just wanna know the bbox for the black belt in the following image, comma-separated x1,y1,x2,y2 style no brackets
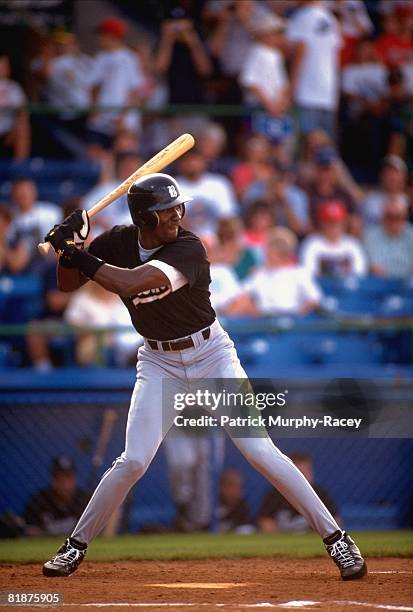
147,328,211,352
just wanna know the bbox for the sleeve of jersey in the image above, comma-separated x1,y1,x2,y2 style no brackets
154,239,205,288
147,260,188,292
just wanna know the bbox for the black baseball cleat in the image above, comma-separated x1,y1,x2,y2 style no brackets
43,538,87,577
323,530,367,581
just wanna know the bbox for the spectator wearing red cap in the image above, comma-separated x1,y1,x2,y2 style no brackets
87,17,145,148
98,17,128,39
300,200,367,277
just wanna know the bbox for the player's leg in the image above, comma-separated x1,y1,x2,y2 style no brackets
235,436,339,537
43,351,180,576
230,435,366,580
200,323,366,580
70,379,172,544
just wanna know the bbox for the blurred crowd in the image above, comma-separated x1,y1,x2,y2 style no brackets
0,0,413,369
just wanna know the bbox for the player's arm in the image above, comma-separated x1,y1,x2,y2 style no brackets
46,216,185,296
93,262,170,297
56,248,170,296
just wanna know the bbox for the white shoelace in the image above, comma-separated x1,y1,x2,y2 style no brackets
327,539,355,568
52,547,82,567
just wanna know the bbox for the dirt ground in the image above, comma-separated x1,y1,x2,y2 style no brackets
0,558,412,611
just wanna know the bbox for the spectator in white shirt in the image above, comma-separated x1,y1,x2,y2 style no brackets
46,33,94,119
205,0,272,103
229,227,322,317
40,33,95,158
240,13,288,110
7,178,61,273
0,54,30,160
88,18,144,148
177,148,239,231
362,155,410,226
301,200,367,277
239,14,291,145
287,0,342,141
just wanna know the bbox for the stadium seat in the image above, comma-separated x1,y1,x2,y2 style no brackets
301,333,383,365
0,276,42,323
319,276,411,316
0,159,100,205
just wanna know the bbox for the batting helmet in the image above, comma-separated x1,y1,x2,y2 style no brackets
127,173,192,229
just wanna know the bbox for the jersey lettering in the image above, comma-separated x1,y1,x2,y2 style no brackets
131,285,171,305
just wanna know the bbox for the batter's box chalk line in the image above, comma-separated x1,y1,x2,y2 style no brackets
58,602,413,611
369,571,412,574
145,582,250,588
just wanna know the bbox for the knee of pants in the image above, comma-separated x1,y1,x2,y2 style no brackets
119,453,151,480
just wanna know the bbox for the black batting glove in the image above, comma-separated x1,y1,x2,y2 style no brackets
45,220,104,278
44,224,76,255
44,225,79,268
63,209,90,246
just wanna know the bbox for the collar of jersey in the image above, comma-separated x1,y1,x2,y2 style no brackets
138,239,163,263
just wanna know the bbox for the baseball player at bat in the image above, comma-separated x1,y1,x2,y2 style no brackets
42,173,366,581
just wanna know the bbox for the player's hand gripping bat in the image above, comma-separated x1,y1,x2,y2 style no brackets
37,133,195,255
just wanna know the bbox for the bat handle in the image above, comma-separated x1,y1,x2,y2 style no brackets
37,241,51,255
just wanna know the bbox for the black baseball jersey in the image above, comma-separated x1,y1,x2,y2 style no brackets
88,225,216,340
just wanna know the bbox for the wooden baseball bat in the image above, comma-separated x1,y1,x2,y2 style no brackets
37,133,195,255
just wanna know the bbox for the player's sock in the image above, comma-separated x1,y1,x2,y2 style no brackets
69,536,87,550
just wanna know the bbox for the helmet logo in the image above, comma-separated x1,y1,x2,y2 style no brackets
167,185,178,198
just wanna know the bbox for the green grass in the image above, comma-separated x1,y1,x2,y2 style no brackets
0,531,412,564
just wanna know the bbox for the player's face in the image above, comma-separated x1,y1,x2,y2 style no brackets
155,204,184,242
